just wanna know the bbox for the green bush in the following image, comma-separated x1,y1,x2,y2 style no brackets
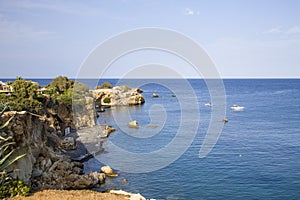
0,78,42,113
95,82,112,89
103,97,111,104
0,173,30,198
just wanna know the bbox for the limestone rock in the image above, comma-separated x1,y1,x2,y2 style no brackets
128,120,139,128
93,86,145,106
73,96,97,128
110,190,146,200
152,93,159,98
99,125,116,138
100,165,118,177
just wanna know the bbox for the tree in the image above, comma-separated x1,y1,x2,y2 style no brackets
49,76,74,94
6,78,42,112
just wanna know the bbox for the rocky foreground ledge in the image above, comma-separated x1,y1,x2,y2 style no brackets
10,189,146,200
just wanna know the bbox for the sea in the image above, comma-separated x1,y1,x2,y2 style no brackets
2,78,300,200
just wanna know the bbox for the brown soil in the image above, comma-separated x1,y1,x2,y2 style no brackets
9,190,128,200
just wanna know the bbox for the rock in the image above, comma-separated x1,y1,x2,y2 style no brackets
106,126,115,136
32,168,43,178
110,190,146,200
99,125,116,138
73,174,94,189
98,173,106,184
128,120,139,128
100,165,113,174
73,167,83,175
73,96,97,128
100,165,118,177
60,137,77,150
56,161,69,171
65,174,78,182
88,172,106,185
92,86,145,106
152,93,159,98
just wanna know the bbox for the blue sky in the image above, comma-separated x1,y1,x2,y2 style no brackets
0,0,299,78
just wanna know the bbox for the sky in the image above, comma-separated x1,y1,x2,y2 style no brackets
0,0,300,78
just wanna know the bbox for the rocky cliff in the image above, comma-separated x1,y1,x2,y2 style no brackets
0,100,101,190
0,84,145,191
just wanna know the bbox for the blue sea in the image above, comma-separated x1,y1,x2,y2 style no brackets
3,78,300,199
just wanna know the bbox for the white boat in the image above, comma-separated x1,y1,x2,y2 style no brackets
204,103,212,107
231,105,244,111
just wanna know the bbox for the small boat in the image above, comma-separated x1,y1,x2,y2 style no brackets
231,105,244,111
204,103,212,107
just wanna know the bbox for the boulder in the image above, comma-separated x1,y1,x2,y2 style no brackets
100,125,116,137
88,172,106,184
60,137,77,150
152,93,159,98
100,165,118,177
73,174,94,189
128,120,139,128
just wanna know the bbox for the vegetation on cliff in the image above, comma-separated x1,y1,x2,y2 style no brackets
0,78,42,113
0,76,90,112
94,82,112,89
0,76,94,198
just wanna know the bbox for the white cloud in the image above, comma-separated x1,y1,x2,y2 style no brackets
263,26,300,35
184,8,194,15
0,17,53,45
263,27,282,34
286,26,300,34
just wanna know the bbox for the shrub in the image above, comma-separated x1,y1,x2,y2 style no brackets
103,97,111,104
95,82,112,89
49,76,74,94
0,173,30,198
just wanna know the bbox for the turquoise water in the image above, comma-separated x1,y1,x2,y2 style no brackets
4,78,299,199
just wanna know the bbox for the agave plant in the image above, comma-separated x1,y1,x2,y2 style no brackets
0,102,30,198
0,108,26,172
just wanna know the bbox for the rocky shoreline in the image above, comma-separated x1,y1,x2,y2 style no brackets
0,82,146,199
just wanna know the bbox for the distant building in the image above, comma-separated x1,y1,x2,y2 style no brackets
37,87,48,94
0,81,13,94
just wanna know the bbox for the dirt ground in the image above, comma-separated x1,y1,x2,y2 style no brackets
9,190,129,200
